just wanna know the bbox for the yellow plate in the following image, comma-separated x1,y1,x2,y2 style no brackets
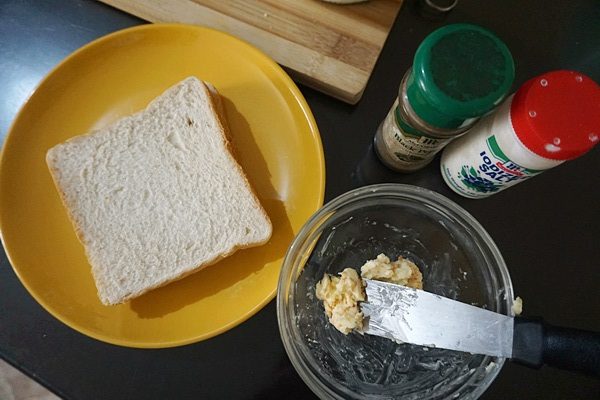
0,24,325,348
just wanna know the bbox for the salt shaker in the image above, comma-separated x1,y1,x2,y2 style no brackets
440,70,600,198
374,23,514,172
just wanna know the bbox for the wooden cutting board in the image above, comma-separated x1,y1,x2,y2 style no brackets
98,0,404,104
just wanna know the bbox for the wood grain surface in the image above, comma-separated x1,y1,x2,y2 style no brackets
98,0,404,103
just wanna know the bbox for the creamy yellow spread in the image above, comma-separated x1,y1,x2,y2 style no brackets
512,296,523,316
315,268,365,334
360,253,423,289
315,253,423,334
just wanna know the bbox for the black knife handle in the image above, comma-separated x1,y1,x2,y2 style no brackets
512,316,600,377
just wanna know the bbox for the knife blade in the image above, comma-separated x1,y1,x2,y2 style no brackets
361,279,514,358
361,279,600,376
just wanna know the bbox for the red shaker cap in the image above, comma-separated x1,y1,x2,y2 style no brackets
510,70,600,160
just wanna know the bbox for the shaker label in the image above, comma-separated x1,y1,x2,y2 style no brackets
381,100,451,165
442,135,540,196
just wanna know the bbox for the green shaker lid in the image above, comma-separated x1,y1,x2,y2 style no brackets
406,23,515,129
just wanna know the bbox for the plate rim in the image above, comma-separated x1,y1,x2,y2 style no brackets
0,23,325,348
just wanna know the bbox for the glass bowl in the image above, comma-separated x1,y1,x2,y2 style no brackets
277,184,514,400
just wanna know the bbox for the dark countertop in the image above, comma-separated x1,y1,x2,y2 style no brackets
1,0,599,399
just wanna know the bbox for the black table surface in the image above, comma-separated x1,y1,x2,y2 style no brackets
1,1,599,399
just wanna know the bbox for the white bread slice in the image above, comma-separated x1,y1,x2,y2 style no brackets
46,77,272,305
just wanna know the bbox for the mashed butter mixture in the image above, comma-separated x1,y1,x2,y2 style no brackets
360,253,423,289
315,268,365,334
512,296,523,316
315,253,423,334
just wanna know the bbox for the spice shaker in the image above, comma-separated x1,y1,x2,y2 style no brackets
374,23,515,172
440,70,600,198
